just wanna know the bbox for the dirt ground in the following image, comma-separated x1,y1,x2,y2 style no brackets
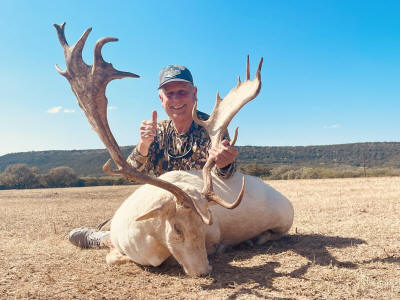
1,177,399,299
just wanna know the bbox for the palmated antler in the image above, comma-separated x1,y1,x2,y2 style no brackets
193,56,263,208
54,23,212,225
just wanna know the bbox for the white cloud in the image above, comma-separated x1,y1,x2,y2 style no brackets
47,106,63,114
47,106,76,114
323,124,341,129
108,106,118,111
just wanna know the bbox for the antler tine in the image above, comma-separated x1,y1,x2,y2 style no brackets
201,162,245,209
53,23,68,48
230,127,239,146
93,37,140,80
192,100,207,128
246,55,250,81
111,69,141,80
53,23,75,80
94,37,118,66
216,91,222,102
103,159,122,175
256,57,263,80
72,27,92,59
207,177,245,209
55,64,69,79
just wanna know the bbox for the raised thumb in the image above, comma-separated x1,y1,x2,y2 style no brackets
152,110,157,124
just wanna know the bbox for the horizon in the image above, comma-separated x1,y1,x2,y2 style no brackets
1,140,399,158
1,1,399,156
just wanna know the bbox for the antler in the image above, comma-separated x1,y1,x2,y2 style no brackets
54,23,212,225
193,56,263,208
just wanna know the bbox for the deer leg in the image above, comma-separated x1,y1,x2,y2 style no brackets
207,242,231,256
255,230,284,245
106,248,131,265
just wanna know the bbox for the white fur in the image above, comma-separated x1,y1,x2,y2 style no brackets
108,170,293,276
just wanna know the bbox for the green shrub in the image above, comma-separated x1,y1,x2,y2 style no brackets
0,164,40,189
44,166,79,188
239,163,271,177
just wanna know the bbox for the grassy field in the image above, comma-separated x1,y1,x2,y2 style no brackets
1,177,399,299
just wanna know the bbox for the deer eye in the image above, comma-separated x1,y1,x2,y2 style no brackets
174,224,183,236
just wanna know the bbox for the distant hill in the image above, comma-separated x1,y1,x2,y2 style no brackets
0,147,133,176
238,142,400,168
1,142,400,177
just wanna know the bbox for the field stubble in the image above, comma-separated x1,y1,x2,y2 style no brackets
1,177,399,299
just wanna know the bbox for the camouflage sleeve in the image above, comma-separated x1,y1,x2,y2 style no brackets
126,123,166,177
126,146,149,172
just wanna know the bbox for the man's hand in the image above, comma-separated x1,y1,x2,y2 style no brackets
208,139,238,169
137,110,157,156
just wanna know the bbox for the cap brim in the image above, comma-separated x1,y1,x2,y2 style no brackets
158,78,193,89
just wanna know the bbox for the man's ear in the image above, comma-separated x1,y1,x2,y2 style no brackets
158,89,164,102
193,86,198,100
136,200,176,221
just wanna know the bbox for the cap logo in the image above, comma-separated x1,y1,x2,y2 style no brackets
164,67,181,78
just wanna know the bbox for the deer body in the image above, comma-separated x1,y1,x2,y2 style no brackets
108,170,293,275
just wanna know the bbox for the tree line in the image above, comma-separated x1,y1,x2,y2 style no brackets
239,163,400,179
1,162,400,190
0,164,131,190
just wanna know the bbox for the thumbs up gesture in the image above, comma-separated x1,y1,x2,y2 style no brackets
137,110,157,156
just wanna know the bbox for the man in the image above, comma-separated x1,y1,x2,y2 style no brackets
69,64,238,248
127,64,237,178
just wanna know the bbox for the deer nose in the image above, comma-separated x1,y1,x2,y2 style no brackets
200,265,212,277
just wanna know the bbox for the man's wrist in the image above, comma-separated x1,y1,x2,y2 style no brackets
215,161,236,179
137,140,150,156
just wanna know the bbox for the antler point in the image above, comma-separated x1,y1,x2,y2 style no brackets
246,55,250,80
216,91,222,101
256,57,264,78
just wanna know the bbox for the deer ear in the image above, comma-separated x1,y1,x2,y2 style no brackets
136,201,176,221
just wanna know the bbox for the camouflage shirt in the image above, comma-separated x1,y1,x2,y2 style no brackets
127,111,236,179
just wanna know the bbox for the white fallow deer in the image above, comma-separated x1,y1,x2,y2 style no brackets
54,23,294,276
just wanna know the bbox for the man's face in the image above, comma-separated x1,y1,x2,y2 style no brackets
159,81,197,124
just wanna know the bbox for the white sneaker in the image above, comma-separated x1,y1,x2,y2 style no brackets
68,227,110,249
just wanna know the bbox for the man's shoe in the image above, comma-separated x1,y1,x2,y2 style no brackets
68,227,110,249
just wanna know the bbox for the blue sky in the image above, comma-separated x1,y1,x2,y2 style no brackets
0,1,399,156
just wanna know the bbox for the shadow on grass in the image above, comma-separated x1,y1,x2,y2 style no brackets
360,255,400,265
200,233,366,299
142,233,368,298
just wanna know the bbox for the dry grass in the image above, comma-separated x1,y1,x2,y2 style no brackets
1,177,399,299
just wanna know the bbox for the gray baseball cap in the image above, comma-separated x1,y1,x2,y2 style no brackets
158,65,193,89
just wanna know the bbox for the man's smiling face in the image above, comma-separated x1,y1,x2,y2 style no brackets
159,81,197,127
